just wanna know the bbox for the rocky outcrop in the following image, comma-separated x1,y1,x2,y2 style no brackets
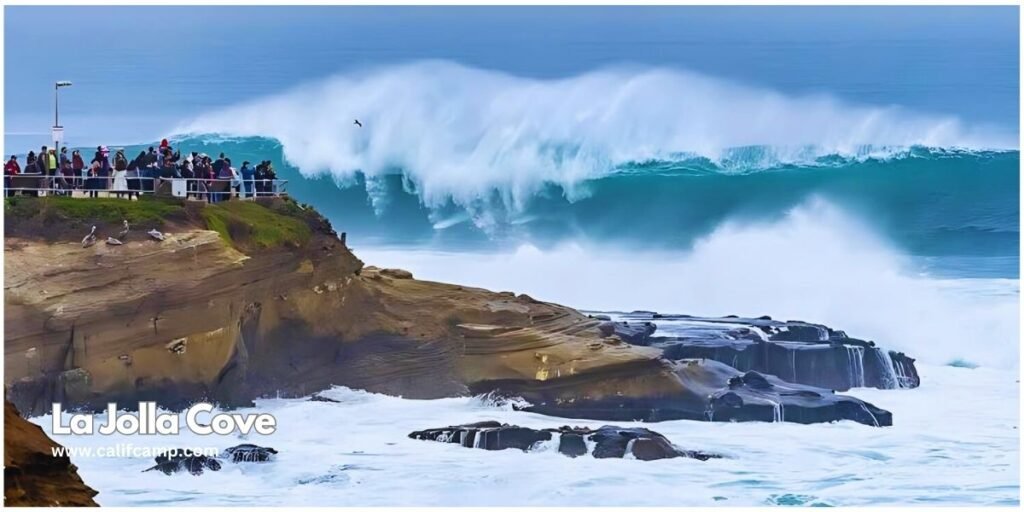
481,358,892,426
707,368,891,425
143,444,277,475
4,196,894,427
4,398,99,506
409,421,719,461
615,312,920,391
222,444,278,463
144,450,223,476
596,319,658,345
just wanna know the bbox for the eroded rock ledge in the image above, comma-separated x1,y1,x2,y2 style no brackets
599,312,920,391
480,359,892,426
6,196,899,429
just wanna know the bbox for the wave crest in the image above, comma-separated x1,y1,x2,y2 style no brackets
176,61,1015,209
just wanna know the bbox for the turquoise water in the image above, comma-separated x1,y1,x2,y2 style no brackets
88,135,1020,280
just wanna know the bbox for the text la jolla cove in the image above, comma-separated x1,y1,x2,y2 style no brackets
52,402,277,436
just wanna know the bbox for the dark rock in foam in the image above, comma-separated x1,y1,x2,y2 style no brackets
618,312,920,391
480,358,893,427
409,422,720,461
143,444,278,475
144,450,223,476
222,444,278,463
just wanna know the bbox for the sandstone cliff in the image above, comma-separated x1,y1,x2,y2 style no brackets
4,397,98,506
5,196,666,414
4,196,890,427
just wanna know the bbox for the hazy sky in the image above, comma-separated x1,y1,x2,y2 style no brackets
5,6,1019,147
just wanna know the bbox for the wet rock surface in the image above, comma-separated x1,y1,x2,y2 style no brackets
222,443,279,463
308,393,342,403
596,319,658,345
618,312,920,391
144,450,223,476
143,444,278,475
409,421,720,461
709,368,891,426
483,358,893,426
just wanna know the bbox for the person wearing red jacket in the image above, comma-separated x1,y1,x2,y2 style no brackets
5,155,20,175
4,155,20,197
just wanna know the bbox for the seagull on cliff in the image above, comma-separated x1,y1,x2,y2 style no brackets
117,219,129,241
353,119,362,128
147,229,165,242
81,226,97,248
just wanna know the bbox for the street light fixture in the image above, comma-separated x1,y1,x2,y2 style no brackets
54,81,72,156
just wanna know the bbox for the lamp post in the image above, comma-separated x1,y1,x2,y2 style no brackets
54,81,72,153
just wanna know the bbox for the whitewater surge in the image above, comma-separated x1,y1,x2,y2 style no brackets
359,198,1019,370
176,61,1015,211
36,364,1018,506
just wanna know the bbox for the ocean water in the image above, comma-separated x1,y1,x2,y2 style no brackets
35,363,1019,507
6,5,1020,507
121,134,1020,280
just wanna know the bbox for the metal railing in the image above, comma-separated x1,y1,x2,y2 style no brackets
3,174,288,201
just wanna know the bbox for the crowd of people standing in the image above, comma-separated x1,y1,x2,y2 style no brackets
4,138,280,201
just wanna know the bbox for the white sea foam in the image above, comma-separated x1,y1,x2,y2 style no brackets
358,198,1019,369
35,364,1017,506
176,61,1016,210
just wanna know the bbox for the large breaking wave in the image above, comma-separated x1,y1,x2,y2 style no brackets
146,134,1019,277
164,62,1018,368
176,61,1016,210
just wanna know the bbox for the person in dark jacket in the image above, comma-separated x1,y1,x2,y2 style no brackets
239,161,255,198
159,149,176,178
72,150,85,188
39,146,49,174
212,153,225,176
59,147,73,185
85,160,102,198
35,155,47,175
36,147,49,175
213,157,234,202
200,153,217,201
59,147,70,174
127,150,146,198
264,161,277,195
21,152,38,196
91,146,111,193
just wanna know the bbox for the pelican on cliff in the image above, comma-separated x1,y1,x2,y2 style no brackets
81,226,97,248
